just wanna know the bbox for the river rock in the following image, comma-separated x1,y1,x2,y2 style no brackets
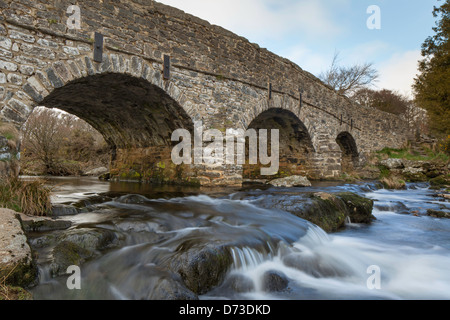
50,241,94,277
272,192,375,233
427,209,450,219
430,176,450,187
57,228,121,252
375,201,409,214
219,274,255,293
51,204,80,216
283,253,349,278
381,158,404,170
336,192,375,224
0,209,37,287
402,167,428,182
21,216,72,233
167,244,233,295
83,167,108,176
268,175,312,188
149,278,199,300
261,270,289,292
437,193,450,200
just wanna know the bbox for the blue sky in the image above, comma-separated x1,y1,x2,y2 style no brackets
158,0,438,97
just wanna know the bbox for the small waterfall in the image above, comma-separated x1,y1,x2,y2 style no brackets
230,244,275,270
345,216,352,225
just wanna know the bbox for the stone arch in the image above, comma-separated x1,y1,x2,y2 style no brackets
243,107,316,180
336,131,359,172
2,53,198,184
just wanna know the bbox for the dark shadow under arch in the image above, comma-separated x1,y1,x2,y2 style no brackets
243,108,315,180
40,73,193,150
336,132,359,172
34,73,195,183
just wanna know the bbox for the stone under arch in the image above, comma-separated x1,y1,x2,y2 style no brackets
243,108,316,180
336,131,359,173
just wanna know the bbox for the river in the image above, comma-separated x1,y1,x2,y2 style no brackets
27,177,450,300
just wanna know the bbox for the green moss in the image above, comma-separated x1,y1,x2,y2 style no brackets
0,258,37,288
157,161,166,169
0,286,33,300
378,165,391,179
430,175,450,186
376,147,450,162
51,241,92,277
47,19,58,25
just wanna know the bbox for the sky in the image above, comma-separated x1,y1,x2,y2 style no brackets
158,0,439,98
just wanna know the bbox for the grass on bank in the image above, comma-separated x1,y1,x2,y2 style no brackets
0,176,52,216
0,265,32,300
375,147,450,162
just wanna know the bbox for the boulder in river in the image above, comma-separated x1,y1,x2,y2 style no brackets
50,241,94,277
427,209,450,219
271,192,376,233
381,158,404,170
261,270,289,292
167,243,233,295
83,167,108,177
150,277,199,300
21,216,72,233
268,175,312,188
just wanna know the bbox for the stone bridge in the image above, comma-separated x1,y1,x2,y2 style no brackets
0,0,409,186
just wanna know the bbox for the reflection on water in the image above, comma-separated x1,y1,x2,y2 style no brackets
25,176,450,300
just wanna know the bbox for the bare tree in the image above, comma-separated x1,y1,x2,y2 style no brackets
21,107,109,175
21,108,67,174
319,52,379,96
352,88,409,115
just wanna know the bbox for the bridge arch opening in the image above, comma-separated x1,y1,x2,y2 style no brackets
21,73,195,184
243,108,315,181
336,132,359,173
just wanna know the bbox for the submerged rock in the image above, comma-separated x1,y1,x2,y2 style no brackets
50,241,93,277
283,252,349,278
261,270,289,292
51,204,80,216
222,274,255,293
427,209,450,219
167,243,233,295
150,278,199,300
268,175,312,188
57,228,121,252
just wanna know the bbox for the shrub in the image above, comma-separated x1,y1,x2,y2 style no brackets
380,176,406,190
0,177,52,216
439,135,450,155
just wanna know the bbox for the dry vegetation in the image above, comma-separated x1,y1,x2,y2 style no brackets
20,107,110,176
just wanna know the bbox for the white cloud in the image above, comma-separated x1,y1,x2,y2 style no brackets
376,50,422,98
280,44,332,76
158,0,345,44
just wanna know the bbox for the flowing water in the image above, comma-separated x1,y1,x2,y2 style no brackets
27,177,450,300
